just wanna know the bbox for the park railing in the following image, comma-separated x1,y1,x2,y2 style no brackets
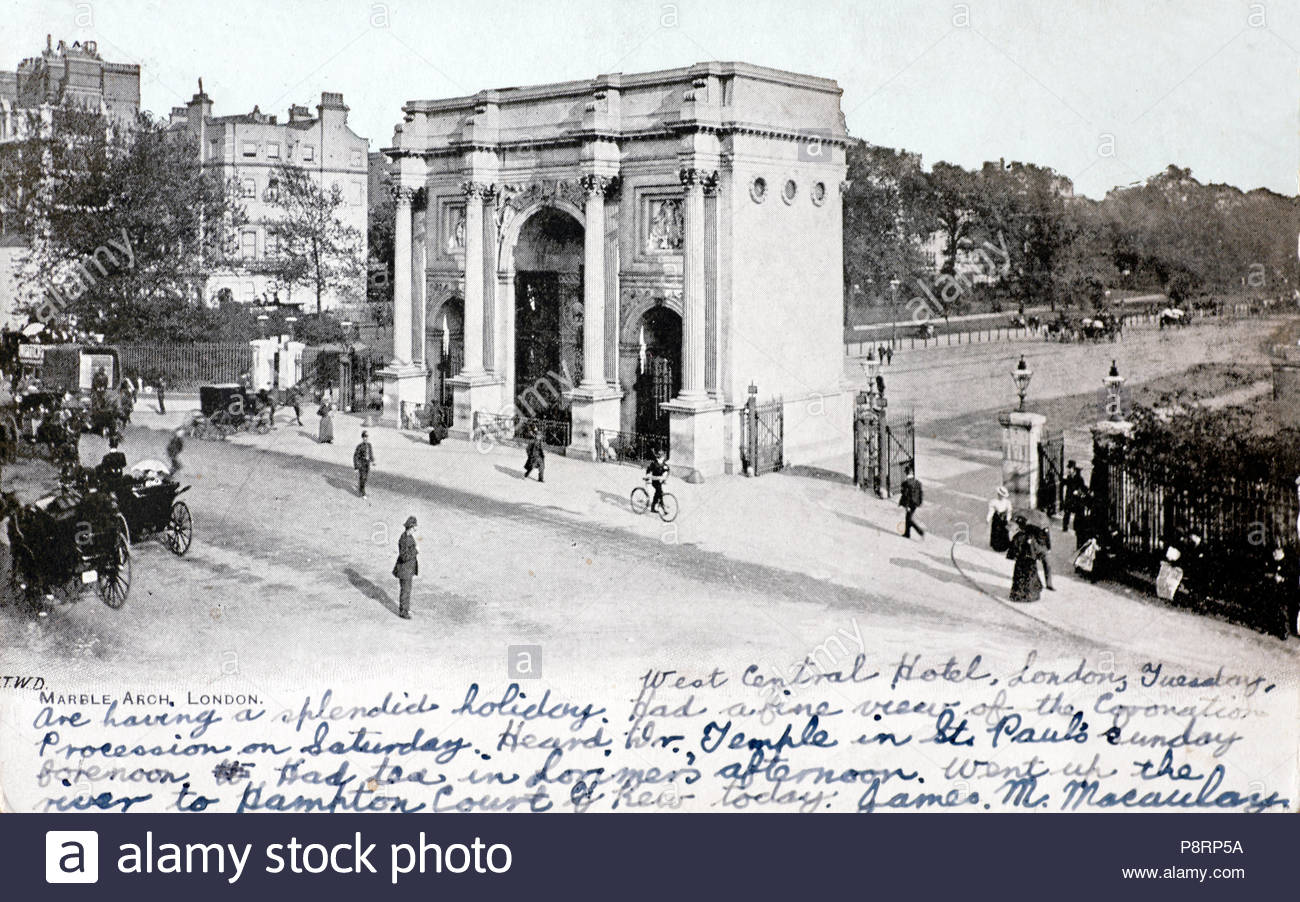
117,343,253,389
596,428,669,465
473,411,572,451
1092,448,1298,633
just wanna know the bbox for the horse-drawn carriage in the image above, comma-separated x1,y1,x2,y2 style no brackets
191,384,272,440
4,458,193,610
0,390,83,463
1158,307,1188,329
4,473,131,609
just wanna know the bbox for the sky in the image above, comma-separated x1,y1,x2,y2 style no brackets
2,0,1297,198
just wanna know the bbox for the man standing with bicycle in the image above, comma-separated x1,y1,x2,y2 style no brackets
646,449,670,514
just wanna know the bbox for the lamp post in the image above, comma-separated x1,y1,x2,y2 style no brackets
1012,355,1033,412
889,277,901,349
1103,359,1125,422
256,313,268,340
284,316,297,342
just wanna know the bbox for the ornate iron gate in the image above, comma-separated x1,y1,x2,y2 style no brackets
741,385,783,476
854,391,883,495
884,412,915,496
1038,429,1065,513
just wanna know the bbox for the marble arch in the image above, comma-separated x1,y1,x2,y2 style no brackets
383,61,850,479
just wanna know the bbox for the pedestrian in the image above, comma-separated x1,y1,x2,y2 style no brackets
392,515,419,620
289,386,303,425
1008,515,1050,602
317,400,334,444
353,430,374,497
156,375,167,414
987,485,1012,553
118,379,135,424
257,387,275,426
898,462,924,539
884,345,893,366
1040,468,1057,518
1061,461,1087,532
166,426,185,477
523,428,545,482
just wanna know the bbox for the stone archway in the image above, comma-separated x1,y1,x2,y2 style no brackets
509,205,584,422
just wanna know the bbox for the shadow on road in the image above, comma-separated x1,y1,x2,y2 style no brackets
834,510,896,537
322,473,359,497
781,465,854,486
343,566,398,615
494,464,527,481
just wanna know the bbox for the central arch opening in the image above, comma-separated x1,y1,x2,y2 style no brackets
512,207,584,423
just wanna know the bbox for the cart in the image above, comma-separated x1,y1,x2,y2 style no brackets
5,476,131,609
193,383,271,440
91,458,193,556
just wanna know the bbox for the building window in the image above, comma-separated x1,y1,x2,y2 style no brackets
351,149,363,168
240,230,258,259
243,281,257,302
301,145,315,162
267,142,280,159
242,141,258,158
350,182,362,206
241,178,256,198
208,139,222,161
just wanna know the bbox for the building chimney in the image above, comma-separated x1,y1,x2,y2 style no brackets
288,104,311,123
317,91,348,124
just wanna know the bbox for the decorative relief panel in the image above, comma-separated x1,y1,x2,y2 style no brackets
643,196,683,254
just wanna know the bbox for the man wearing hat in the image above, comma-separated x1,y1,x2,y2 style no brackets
353,430,375,497
393,516,419,620
1061,460,1087,532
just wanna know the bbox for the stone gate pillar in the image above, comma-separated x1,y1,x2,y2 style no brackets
999,410,1046,510
661,167,724,482
568,173,623,459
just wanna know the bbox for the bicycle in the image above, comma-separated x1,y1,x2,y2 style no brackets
630,477,678,522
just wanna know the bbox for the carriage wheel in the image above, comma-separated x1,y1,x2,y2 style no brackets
164,501,192,556
96,533,131,609
116,513,131,546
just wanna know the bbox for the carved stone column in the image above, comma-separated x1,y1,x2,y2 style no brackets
379,184,428,427
391,186,415,366
579,174,617,388
460,180,492,376
676,167,712,402
448,180,505,438
660,167,724,482
567,173,624,460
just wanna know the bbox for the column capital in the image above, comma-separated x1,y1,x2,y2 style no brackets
579,173,621,198
389,184,419,206
461,180,497,201
679,167,718,192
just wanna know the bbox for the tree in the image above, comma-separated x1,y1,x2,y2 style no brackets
4,108,241,341
366,179,395,326
841,141,930,322
926,162,979,278
266,164,365,314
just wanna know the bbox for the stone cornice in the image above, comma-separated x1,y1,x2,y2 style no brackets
394,120,850,161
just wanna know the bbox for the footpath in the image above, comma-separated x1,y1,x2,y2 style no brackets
103,397,1296,673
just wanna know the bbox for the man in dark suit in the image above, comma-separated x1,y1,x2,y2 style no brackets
394,516,418,620
523,429,545,483
353,430,375,497
1061,460,1087,532
899,462,925,540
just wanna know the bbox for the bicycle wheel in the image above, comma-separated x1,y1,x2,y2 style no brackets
629,486,650,515
658,493,679,523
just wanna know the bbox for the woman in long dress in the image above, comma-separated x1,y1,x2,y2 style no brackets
1008,516,1046,602
987,486,1012,553
317,401,334,444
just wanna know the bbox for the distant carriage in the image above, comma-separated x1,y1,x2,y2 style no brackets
192,383,271,440
1158,307,1188,329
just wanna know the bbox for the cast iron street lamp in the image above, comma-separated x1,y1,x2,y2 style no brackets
284,316,297,341
1012,355,1033,411
1103,359,1125,422
257,313,269,339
